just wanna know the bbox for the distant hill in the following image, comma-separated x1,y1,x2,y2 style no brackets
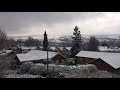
8,34,120,43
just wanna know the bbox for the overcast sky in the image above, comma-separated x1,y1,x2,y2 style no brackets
0,12,120,37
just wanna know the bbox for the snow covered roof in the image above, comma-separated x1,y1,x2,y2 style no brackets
76,51,120,69
57,47,72,51
16,50,59,62
65,47,72,50
20,46,37,50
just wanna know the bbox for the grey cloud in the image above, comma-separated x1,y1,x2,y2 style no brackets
0,12,104,36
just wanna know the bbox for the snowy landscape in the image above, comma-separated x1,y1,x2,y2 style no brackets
1,12,120,78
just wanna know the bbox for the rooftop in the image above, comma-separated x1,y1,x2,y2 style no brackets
76,51,120,69
16,50,59,62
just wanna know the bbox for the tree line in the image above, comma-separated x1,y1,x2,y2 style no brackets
1,26,120,52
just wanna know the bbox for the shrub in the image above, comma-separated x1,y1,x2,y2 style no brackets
29,64,97,75
45,71,65,78
87,64,97,73
28,64,46,75
0,55,11,77
67,58,75,65
42,59,53,65
29,64,65,78
17,62,34,74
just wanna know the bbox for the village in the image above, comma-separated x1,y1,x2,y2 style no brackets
0,25,120,78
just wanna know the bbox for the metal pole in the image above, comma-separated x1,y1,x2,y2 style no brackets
47,48,49,74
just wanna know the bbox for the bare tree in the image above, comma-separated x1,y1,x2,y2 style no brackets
24,37,41,46
0,29,7,50
0,55,10,77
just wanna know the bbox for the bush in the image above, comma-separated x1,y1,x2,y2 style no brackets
42,59,53,65
0,55,11,76
45,71,65,78
87,64,97,73
17,62,34,74
67,58,75,65
28,64,46,75
29,64,65,78
29,64,98,77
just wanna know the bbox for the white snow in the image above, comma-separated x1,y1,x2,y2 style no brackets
65,47,72,50
16,50,59,62
76,51,120,69
20,46,37,50
0,50,12,55
50,47,56,50
99,46,120,52
49,47,71,51
57,47,72,51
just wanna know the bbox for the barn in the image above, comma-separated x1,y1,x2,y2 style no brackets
76,51,120,75
15,50,67,65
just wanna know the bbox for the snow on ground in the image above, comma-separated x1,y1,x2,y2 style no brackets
60,70,114,78
57,47,71,51
99,46,120,52
4,64,120,78
20,46,37,50
49,46,71,51
65,47,71,50
3,74,43,78
0,50,12,56
50,47,56,51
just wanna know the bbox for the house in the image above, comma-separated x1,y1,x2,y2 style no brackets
76,51,120,75
20,46,37,53
15,50,67,65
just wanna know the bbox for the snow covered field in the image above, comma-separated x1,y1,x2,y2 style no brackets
99,46,120,52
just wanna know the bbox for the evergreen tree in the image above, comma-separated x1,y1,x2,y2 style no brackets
70,26,83,57
102,42,108,47
102,41,109,48
87,36,99,51
43,31,49,74
43,31,48,51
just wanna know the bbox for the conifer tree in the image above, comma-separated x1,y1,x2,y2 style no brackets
87,36,99,51
43,31,49,74
43,31,48,51
70,26,83,57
